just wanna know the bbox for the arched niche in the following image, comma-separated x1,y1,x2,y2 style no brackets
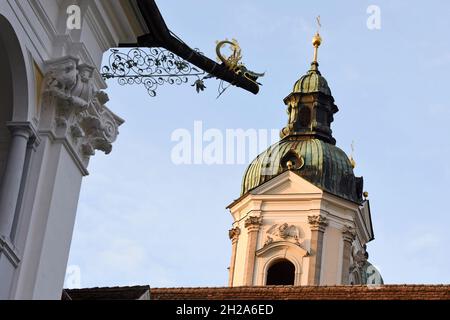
256,241,309,286
0,14,30,182
266,259,295,285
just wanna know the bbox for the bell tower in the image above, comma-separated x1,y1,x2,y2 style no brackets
227,27,383,287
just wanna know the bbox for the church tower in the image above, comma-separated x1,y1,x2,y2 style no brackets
227,30,382,286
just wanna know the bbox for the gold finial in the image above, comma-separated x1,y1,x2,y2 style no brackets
286,160,294,170
349,140,356,168
363,191,369,200
312,16,322,63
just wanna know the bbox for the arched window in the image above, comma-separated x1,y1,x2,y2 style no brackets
299,106,311,128
266,259,295,285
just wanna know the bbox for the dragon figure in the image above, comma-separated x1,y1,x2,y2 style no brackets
215,39,264,85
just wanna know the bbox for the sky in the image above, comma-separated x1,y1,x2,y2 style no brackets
66,0,450,288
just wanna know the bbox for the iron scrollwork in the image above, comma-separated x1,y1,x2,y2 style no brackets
101,47,205,97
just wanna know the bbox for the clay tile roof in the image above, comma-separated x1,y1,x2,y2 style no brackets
62,285,450,300
150,285,450,300
63,285,150,300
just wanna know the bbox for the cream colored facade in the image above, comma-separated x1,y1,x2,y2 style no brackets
228,170,374,286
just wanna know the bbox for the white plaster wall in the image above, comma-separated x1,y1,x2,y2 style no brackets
320,225,342,285
30,143,82,299
229,171,364,286
232,219,249,286
0,0,145,300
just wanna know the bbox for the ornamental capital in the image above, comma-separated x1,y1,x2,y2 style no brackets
307,215,328,232
342,225,356,243
40,56,124,172
244,216,262,231
228,227,241,242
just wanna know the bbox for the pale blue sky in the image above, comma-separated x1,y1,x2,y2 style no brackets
67,0,450,287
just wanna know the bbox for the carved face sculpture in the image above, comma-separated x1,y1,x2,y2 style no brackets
79,66,93,83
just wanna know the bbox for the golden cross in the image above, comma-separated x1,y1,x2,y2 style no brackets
312,16,322,63
316,16,321,32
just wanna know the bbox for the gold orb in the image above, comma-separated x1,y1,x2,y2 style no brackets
312,33,322,47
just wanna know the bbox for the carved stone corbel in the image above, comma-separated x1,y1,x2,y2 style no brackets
40,56,124,171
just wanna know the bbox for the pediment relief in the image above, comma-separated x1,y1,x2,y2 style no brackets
263,223,305,249
256,240,309,257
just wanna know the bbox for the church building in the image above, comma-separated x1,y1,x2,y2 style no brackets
227,31,382,287
62,21,450,303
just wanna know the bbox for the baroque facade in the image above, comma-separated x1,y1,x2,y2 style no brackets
0,0,265,300
0,0,147,299
227,32,383,287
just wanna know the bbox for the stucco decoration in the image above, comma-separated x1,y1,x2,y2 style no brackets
244,216,263,228
228,227,241,241
42,56,124,168
307,215,328,231
342,225,356,242
264,223,303,247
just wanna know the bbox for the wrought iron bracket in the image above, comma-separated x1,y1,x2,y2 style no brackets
101,47,206,97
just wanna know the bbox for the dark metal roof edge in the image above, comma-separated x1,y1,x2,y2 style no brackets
131,0,259,94
364,200,375,241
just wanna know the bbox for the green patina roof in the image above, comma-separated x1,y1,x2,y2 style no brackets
241,137,363,203
240,59,363,203
292,62,331,96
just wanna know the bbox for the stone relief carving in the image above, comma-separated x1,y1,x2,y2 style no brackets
348,244,383,285
342,225,356,242
264,223,303,247
307,215,328,231
42,57,124,167
351,244,368,270
244,216,262,228
228,227,241,241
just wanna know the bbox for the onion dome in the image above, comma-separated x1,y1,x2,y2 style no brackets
240,31,364,203
241,137,363,203
292,62,331,96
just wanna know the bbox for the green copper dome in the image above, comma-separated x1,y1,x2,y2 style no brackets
240,45,364,203
292,62,331,96
241,137,363,203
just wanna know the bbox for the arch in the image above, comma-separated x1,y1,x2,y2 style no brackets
0,14,30,122
266,259,295,285
256,241,308,286
298,106,311,128
0,14,30,183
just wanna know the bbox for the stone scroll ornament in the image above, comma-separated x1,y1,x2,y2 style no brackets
42,57,124,167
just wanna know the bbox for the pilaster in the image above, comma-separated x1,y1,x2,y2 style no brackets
228,226,240,287
307,214,328,285
341,225,356,284
13,56,123,299
243,216,262,286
